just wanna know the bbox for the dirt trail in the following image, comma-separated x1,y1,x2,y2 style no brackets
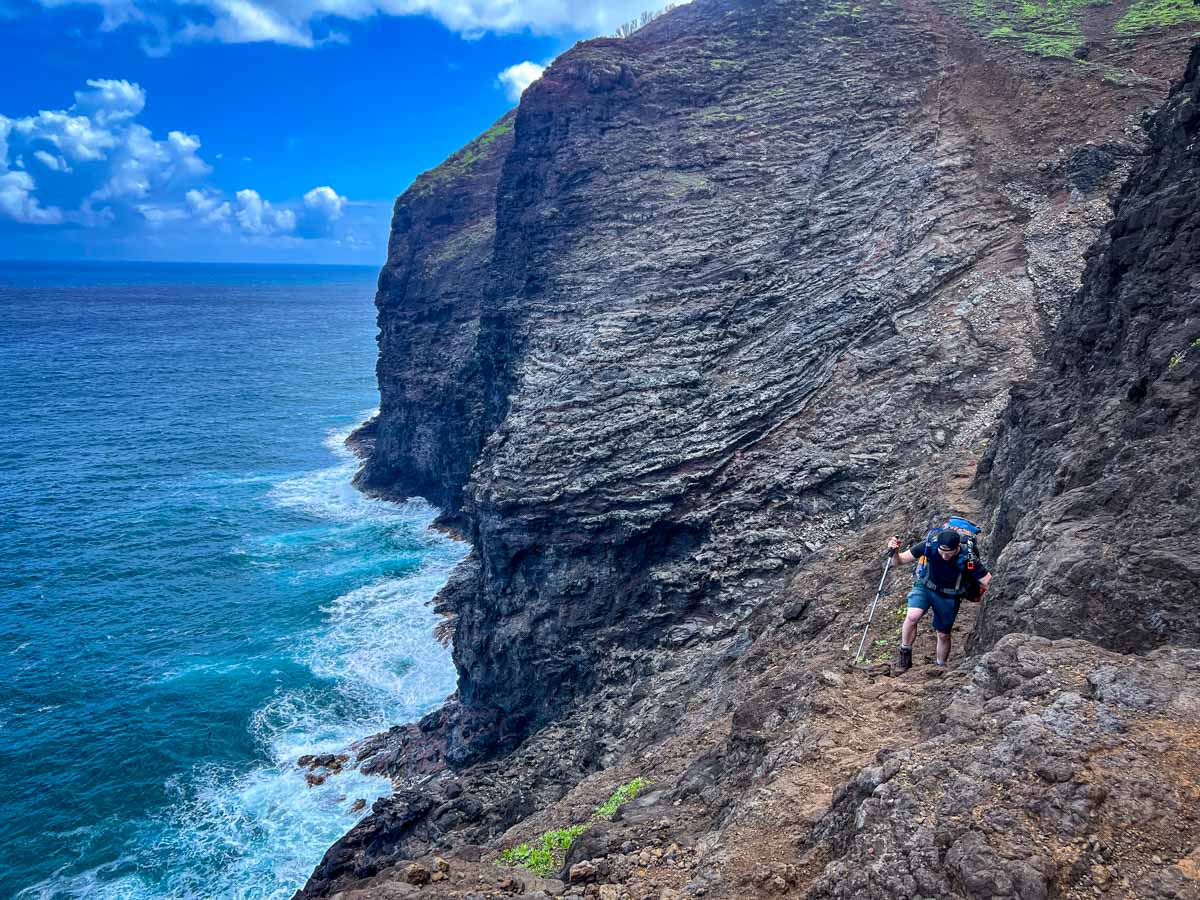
699,465,988,895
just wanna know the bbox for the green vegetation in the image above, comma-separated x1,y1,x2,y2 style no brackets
819,0,866,20
596,777,650,819
856,636,893,665
958,0,1109,57
498,825,588,876
947,0,1200,57
1115,0,1200,33
1168,338,1200,371
411,118,514,197
497,778,651,877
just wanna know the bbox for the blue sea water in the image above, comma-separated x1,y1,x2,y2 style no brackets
0,262,466,898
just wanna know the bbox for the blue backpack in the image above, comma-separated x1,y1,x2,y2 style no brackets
915,516,985,602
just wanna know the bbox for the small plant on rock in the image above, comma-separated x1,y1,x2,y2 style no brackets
497,777,652,876
1168,338,1200,371
498,825,588,876
596,777,650,820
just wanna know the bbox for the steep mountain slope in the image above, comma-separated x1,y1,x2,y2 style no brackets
975,45,1200,653
300,1,1200,897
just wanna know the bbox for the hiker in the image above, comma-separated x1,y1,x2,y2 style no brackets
886,528,992,670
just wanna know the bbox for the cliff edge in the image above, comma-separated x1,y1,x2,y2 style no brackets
301,1,1200,897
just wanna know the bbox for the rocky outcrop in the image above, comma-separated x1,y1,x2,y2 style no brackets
354,0,1179,770
352,112,515,520
300,2,1200,898
975,45,1200,653
805,636,1200,900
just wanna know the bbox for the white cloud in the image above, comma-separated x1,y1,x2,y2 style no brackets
234,188,296,235
32,150,72,172
186,187,232,228
179,0,315,46
88,124,211,202
0,79,356,248
497,61,545,102
136,201,189,224
0,114,63,224
72,78,146,124
13,110,116,163
33,0,690,50
295,184,346,237
0,170,63,224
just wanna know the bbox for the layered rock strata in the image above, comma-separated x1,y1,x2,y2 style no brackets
300,2,1200,898
354,0,1176,766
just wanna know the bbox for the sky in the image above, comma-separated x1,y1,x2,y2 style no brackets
0,0,681,264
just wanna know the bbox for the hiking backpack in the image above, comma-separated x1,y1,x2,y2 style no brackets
915,515,986,602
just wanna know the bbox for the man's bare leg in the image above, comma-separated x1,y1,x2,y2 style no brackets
935,630,951,665
901,608,923,649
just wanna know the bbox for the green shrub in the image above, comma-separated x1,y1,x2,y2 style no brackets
497,777,652,876
497,825,588,877
596,777,650,820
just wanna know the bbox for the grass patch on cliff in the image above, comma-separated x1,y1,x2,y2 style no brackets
947,0,1112,57
411,117,514,198
497,778,652,877
596,777,650,819
949,0,1200,54
1115,0,1200,32
498,825,588,876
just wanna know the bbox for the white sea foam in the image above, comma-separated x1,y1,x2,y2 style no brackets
268,424,430,526
319,583,455,702
23,419,467,900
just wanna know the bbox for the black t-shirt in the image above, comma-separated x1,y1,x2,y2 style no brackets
909,541,989,591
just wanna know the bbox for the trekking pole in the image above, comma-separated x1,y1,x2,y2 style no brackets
854,548,895,663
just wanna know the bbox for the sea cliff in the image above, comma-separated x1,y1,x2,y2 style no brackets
300,1,1200,896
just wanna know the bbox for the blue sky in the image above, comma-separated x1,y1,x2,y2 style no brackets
0,0,673,263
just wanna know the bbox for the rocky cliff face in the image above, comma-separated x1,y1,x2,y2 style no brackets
352,112,515,519
974,45,1200,654
301,2,1200,898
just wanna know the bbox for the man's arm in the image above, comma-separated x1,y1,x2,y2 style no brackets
887,535,916,564
977,572,993,588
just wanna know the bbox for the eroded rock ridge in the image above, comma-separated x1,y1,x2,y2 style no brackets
304,2,1200,897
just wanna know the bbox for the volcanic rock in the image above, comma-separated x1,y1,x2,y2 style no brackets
297,2,1200,899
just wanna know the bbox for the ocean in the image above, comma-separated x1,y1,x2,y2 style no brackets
0,262,465,898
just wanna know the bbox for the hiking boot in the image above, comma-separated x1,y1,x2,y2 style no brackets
897,646,912,671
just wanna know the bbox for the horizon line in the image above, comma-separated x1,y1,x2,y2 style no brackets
0,258,382,268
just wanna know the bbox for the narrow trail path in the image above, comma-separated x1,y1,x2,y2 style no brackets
711,465,990,894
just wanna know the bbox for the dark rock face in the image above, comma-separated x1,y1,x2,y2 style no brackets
804,636,1200,900
298,3,1200,899
353,112,516,518
975,46,1200,654
356,0,1173,768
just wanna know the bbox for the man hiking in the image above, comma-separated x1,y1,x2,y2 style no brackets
886,528,992,670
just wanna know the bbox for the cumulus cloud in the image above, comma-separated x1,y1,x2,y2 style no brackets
186,187,232,228
34,0,688,50
295,185,346,237
73,78,147,124
0,79,356,248
0,170,63,224
497,61,545,102
233,188,296,235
